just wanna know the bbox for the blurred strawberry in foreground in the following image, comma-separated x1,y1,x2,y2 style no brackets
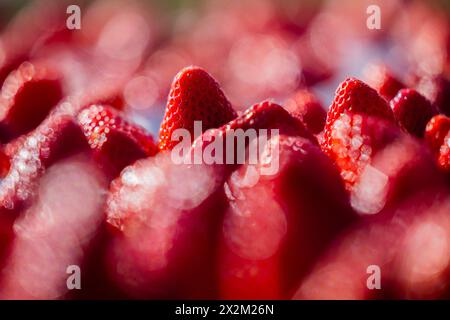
294,187,450,299
158,66,237,151
77,105,157,178
105,154,228,299
0,110,86,218
217,134,354,299
0,62,63,142
390,89,437,137
425,115,450,171
284,89,326,134
0,153,108,299
365,64,405,101
322,78,394,156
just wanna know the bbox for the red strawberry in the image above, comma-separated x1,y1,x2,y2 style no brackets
365,64,405,101
158,66,237,151
415,75,450,116
77,105,157,177
324,108,443,215
425,115,450,171
0,62,63,142
322,78,394,155
104,153,228,299
188,100,316,170
0,153,109,299
390,89,438,137
0,112,87,218
217,134,354,299
284,89,326,134
295,186,450,300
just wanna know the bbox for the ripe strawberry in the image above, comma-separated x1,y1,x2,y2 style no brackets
295,187,450,300
188,100,316,170
425,115,450,171
323,110,441,215
365,64,405,101
284,89,326,134
390,89,438,137
322,78,394,155
217,134,354,299
0,62,63,142
415,75,450,116
105,154,228,299
77,105,157,177
0,153,109,299
0,112,87,218
158,66,237,151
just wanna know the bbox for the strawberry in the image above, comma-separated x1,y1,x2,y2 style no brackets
217,134,354,299
323,109,441,215
284,89,326,134
390,89,438,137
0,62,63,142
0,153,109,299
0,112,87,218
425,115,450,171
415,75,450,116
104,154,228,299
77,105,157,177
322,78,394,155
295,186,450,300
365,64,405,101
188,100,316,170
158,66,237,151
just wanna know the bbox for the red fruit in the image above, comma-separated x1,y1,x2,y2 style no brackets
105,154,228,299
158,66,237,151
323,110,441,215
390,89,438,137
77,105,157,177
217,134,353,299
225,100,315,138
0,112,87,218
416,75,450,116
322,78,394,155
0,62,63,142
425,115,450,171
284,89,326,134
295,188,450,300
365,64,405,101
189,100,316,169
0,153,109,299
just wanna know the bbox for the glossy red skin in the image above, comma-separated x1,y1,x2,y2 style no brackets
0,62,63,142
217,135,354,299
159,66,237,151
390,89,438,138
322,78,394,156
77,105,157,178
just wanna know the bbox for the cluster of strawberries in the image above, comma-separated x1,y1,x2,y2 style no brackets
0,0,450,300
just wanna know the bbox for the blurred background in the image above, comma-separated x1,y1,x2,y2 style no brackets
1,0,450,134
